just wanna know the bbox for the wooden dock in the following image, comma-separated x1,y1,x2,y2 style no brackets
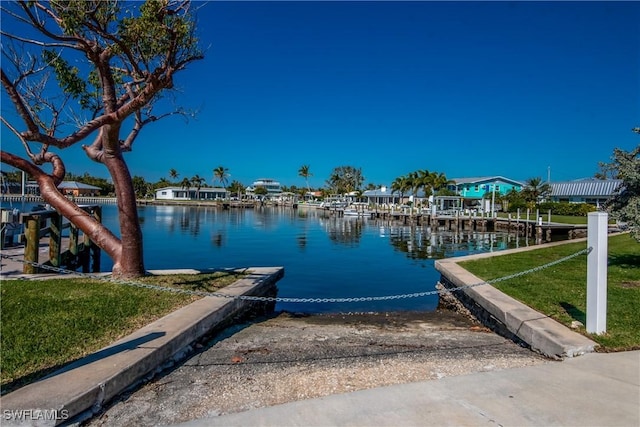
358,211,590,241
1,238,66,278
1,205,102,276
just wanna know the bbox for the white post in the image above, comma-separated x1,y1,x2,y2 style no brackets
587,212,608,334
491,182,496,216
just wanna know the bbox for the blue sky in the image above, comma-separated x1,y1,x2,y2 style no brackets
1,1,639,189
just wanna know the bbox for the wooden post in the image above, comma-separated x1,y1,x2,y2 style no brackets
91,206,102,272
23,215,39,274
69,224,79,258
49,212,63,268
69,223,79,269
82,230,91,273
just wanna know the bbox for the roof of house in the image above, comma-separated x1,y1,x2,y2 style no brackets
450,176,524,187
362,187,427,197
57,181,101,190
550,179,622,197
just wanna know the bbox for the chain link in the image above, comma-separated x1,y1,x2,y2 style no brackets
1,247,592,303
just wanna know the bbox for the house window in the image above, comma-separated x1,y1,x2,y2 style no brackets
474,185,479,191
161,191,167,195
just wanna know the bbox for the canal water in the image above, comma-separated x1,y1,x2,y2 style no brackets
9,202,539,313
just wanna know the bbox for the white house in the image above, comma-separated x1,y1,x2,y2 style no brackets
245,178,283,198
155,186,228,201
549,179,622,206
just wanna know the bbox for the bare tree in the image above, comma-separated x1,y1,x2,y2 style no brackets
1,1,203,278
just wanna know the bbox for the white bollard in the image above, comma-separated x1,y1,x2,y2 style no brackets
586,212,608,334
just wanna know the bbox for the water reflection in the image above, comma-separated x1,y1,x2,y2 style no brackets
320,216,365,247
384,222,536,260
12,202,547,313
297,234,307,250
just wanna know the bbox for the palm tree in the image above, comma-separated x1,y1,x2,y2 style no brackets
431,172,452,195
408,171,421,200
298,165,312,196
180,177,191,198
391,175,412,205
169,169,179,182
213,166,230,189
191,174,205,199
523,177,551,205
228,180,245,199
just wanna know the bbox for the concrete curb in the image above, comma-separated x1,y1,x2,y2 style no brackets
0,266,284,427
435,241,598,359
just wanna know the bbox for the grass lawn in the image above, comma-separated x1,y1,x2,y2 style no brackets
460,233,640,352
0,271,244,394
496,212,618,225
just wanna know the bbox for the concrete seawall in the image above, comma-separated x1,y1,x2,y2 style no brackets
434,240,598,359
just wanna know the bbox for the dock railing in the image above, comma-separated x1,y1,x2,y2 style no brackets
20,205,102,274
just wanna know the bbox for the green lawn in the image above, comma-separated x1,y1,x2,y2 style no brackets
460,233,640,351
0,271,244,393
496,212,618,225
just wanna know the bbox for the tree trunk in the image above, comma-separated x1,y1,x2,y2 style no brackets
106,155,145,278
101,124,145,278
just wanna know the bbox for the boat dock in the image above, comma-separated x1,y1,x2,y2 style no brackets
324,207,591,241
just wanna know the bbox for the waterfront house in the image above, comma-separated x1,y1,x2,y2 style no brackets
362,186,398,206
155,186,228,201
548,179,622,206
245,178,283,199
447,176,523,213
2,179,102,197
449,176,524,199
58,181,102,197
362,186,427,206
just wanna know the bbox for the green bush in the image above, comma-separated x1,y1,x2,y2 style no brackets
538,202,597,216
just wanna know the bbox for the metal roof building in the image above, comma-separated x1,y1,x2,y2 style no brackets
549,179,622,205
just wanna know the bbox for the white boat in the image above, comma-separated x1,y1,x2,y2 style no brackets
297,200,323,209
343,203,370,216
319,199,349,209
343,208,364,216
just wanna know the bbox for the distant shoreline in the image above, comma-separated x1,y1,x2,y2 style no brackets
0,195,272,208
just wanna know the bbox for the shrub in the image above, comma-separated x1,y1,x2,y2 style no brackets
538,202,597,216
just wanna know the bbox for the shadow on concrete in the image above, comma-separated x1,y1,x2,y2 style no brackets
89,311,280,413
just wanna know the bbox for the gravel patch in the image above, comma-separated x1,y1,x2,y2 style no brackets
87,310,550,426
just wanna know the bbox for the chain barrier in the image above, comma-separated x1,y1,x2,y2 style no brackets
1,247,592,303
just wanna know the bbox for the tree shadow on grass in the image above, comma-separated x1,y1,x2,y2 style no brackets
560,302,585,324
608,253,640,269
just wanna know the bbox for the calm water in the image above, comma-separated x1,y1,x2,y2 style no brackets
11,202,537,313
